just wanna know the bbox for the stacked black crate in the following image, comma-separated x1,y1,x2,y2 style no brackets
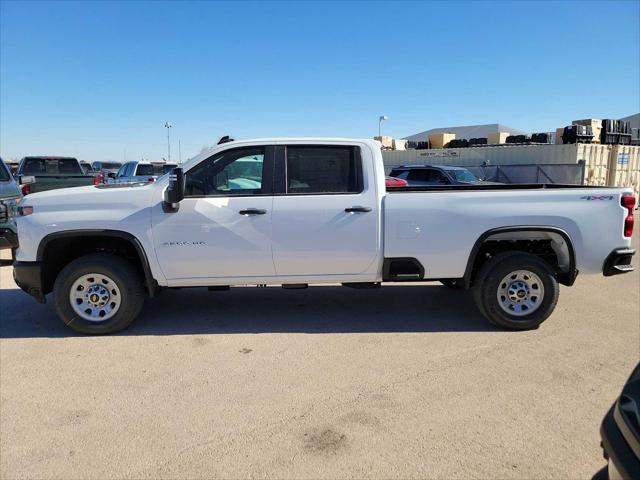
562,125,593,144
506,135,528,144
601,119,632,144
531,133,550,143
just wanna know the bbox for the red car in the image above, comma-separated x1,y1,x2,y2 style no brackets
385,176,408,187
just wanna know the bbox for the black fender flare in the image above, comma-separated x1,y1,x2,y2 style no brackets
461,226,577,288
37,229,158,297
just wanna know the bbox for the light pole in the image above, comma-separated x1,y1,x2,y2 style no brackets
164,121,172,161
378,115,388,138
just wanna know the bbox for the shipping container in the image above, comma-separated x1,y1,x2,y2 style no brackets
608,145,640,200
382,143,640,197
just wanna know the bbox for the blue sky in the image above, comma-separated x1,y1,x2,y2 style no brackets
1,0,638,162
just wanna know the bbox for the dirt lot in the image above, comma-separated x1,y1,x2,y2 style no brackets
1,234,638,479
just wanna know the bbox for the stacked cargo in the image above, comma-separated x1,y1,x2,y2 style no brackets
468,137,488,146
562,125,594,144
572,119,602,144
601,119,632,145
555,127,566,144
392,139,407,151
506,135,528,144
447,139,469,148
530,133,550,144
487,132,509,145
374,136,394,149
428,132,456,149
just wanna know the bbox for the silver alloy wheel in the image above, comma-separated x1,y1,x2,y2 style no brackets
496,270,545,317
69,273,121,322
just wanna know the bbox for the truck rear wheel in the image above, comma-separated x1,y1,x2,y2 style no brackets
472,252,559,330
53,253,145,334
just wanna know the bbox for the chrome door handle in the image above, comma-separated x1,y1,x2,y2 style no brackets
239,208,267,215
345,206,372,213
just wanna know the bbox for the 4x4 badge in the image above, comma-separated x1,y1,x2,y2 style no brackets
580,195,613,201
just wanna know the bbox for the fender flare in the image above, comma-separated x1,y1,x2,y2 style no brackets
37,229,158,297
461,226,577,288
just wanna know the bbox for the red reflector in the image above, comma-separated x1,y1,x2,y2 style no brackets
21,184,31,195
148,177,155,183
93,175,100,185
622,195,636,237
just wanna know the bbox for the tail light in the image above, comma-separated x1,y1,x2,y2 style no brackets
622,194,636,237
93,172,105,185
21,183,31,195
148,177,155,183
93,175,99,185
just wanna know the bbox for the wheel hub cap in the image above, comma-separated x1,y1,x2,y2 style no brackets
70,273,121,322
497,270,545,317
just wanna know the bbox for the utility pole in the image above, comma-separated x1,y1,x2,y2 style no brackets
378,115,388,138
164,122,172,161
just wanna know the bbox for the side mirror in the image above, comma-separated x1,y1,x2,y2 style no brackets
163,168,185,212
19,175,36,185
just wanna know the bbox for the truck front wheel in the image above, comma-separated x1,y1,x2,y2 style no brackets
53,253,145,334
472,252,559,330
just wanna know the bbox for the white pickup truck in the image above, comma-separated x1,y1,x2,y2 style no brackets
11,138,636,334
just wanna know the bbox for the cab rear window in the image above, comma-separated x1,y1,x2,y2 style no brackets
136,164,176,176
22,158,82,175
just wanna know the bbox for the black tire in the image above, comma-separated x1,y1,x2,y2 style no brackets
472,252,559,330
53,253,145,334
440,279,463,289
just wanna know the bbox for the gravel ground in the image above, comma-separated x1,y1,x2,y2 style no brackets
1,234,638,479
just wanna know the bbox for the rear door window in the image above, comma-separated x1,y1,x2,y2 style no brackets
406,169,430,183
285,146,362,194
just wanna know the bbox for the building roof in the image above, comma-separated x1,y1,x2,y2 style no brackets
403,123,528,142
620,113,639,130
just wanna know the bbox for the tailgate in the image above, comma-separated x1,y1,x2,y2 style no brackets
30,175,95,192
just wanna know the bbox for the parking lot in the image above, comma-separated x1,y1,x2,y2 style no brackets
0,233,638,479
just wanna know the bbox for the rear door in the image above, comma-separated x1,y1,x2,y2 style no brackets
271,144,379,277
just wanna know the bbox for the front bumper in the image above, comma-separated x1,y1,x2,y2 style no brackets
13,261,45,303
601,403,640,480
0,227,18,250
603,248,636,276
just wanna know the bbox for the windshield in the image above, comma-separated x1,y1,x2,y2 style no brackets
0,161,10,181
136,163,177,176
22,158,83,175
448,169,478,182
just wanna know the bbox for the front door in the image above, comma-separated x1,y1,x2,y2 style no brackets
271,144,380,277
152,145,276,281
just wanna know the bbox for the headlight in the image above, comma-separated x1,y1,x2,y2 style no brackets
0,198,19,221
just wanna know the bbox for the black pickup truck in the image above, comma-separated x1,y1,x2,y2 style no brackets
17,156,96,194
